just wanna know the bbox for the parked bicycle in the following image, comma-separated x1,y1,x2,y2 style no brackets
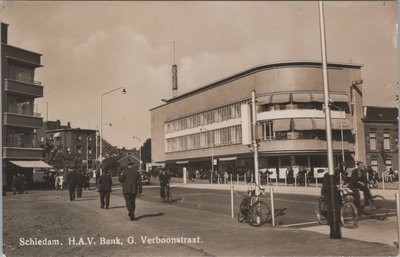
238,182,271,227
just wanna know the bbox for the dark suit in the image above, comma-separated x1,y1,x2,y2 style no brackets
66,170,77,201
119,166,141,219
76,172,84,198
99,172,112,208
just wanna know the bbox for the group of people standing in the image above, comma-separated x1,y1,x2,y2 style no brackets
11,173,27,194
65,169,89,201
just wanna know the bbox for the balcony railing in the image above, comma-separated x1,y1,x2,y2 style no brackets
3,147,43,160
4,112,43,128
4,79,44,97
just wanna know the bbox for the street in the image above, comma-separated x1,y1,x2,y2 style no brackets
3,184,398,257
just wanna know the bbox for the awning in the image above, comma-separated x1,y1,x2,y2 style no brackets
331,119,352,130
330,94,349,102
292,93,311,103
10,160,53,168
271,94,290,104
293,119,314,131
312,119,326,130
257,95,272,105
219,157,237,161
312,118,352,130
273,119,292,131
310,93,324,102
176,161,189,164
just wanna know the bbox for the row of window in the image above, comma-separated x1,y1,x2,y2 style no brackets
370,158,392,172
260,121,352,141
165,102,244,134
166,125,242,152
368,131,392,151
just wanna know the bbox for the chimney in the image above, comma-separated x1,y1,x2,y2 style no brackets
1,23,9,44
172,41,178,97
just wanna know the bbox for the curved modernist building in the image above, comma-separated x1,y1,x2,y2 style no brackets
150,61,365,178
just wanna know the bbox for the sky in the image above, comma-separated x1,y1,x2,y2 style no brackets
1,1,398,149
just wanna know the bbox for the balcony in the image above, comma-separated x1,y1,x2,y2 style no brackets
3,45,42,67
4,112,43,128
3,147,43,160
4,79,43,97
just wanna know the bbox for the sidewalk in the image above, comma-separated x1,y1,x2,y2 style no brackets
172,178,399,201
4,188,398,257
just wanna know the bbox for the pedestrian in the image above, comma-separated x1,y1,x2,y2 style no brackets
16,172,26,194
224,171,229,184
84,172,90,190
76,170,84,198
159,169,171,202
119,160,141,221
59,174,64,190
66,169,77,201
11,174,17,195
98,169,112,209
55,173,60,190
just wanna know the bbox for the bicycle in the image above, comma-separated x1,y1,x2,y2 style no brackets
316,186,359,229
160,184,172,203
237,182,271,227
341,185,388,220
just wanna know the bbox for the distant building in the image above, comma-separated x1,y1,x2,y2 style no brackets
150,61,365,179
2,23,49,189
362,106,398,175
45,128,98,170
34,120,71,147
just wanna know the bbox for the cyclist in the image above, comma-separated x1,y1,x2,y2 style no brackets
159,169,171,202
349,161,373,209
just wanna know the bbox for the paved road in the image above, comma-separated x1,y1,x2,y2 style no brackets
3,185,398,257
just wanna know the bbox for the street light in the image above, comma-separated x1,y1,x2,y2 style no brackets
200,128,214,183
100,87,126,175
329,103,345,166
133,136,142,170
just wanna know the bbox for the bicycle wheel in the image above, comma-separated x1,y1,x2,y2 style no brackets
247,201,271,227
340,202,358,228
237,212,246,223
370,195,388,220
316,198,328,225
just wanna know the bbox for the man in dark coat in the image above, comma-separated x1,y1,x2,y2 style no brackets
76,170,84,198
119,161,141,221
349,161,372,208
66,169,77,201
98,170,112,209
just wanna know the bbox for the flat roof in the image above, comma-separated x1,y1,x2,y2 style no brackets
150,61,362,111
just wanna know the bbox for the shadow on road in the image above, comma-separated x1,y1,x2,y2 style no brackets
74,198,97,201
108,205,126,209
135,212,164,220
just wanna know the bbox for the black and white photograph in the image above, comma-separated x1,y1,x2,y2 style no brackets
1,1,399,256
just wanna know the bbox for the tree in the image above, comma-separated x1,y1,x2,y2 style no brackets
141,138,151,164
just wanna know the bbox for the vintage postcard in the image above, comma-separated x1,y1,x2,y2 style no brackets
1,1,398,257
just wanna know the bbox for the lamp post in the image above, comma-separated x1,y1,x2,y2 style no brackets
329,103,345,165
200,128,214,183
100,87,126,175
318,1,341,239
133,136,142,170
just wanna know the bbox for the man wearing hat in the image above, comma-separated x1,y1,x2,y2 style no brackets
119,159,141,221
